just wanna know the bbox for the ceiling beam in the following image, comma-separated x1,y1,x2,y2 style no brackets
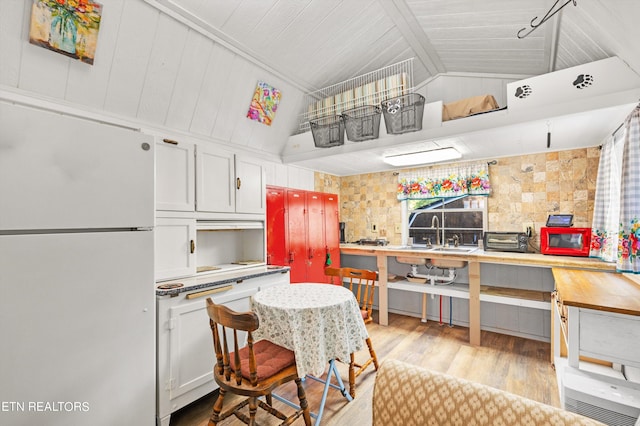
376,0,446,76
546,4,562,72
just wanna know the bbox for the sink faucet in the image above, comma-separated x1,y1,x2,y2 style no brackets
431,215,440,245
445,234,460,248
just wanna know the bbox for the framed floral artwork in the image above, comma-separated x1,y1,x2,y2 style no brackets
29,0,103,65
247,81,281,126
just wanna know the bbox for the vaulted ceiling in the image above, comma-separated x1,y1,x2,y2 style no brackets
1,0,639,176
155,0,640,92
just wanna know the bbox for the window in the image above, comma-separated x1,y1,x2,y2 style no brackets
406,195,487,246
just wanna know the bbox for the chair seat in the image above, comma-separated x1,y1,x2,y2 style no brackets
231,340,296,381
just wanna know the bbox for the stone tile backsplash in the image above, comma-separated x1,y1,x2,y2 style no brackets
314,147,598,249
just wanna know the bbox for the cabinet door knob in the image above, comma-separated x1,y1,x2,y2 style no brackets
236,177,241,190
190,239,195,254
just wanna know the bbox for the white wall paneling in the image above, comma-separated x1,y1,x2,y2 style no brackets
64,0,126,109
189,43,236,137
0,0,26,87
104,0,160,116
137,13,189,124
163,29,214,132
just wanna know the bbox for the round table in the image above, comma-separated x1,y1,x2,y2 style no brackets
251,283,369,378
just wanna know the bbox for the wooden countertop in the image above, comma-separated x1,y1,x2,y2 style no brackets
552,268,640,316
340,244,616,271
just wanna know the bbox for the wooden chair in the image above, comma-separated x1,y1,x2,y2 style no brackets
323,267,380,398
205,298,312,426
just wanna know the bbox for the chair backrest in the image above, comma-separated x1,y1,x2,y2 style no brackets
325,267,377,322
206,298,260,386
324,267,343,285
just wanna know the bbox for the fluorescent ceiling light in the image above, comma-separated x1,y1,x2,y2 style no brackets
383,147,462,167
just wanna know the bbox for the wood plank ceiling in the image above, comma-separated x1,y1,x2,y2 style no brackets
159,0,640,91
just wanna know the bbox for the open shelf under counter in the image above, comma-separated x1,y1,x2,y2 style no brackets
388,280,470,298
388,278,550,309
480,285,551,310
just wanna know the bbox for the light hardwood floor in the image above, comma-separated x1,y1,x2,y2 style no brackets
169,312,559,426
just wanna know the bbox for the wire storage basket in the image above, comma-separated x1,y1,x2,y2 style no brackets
381,93,425,135
342,105,382,142
310,115,345,148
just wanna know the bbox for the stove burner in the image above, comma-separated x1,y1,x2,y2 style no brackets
357,238,388,246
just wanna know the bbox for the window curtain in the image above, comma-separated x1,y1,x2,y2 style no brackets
617,106,640,273
589,134,622,262
590,105,640,273
396,162,491,200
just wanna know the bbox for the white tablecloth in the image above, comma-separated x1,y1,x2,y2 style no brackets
251,284,369,378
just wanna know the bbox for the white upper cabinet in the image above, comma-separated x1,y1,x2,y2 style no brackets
196,144,265,215
196,145,235,213
156,136,265,217
235,156,266,214
155,138,195,212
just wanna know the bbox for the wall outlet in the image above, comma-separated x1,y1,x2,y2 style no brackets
371,223,377,233
523,222,534,236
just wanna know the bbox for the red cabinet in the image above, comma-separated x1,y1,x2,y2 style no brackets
286,189,308,283
265,187,287,266
266,186,340,283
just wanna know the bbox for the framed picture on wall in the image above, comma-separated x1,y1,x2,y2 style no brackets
247,81,282,126
29,0,103,65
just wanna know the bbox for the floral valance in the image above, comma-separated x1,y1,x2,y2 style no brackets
397,162,491,200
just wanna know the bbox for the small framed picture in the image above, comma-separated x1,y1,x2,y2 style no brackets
29,0,103,65
247,81,281,126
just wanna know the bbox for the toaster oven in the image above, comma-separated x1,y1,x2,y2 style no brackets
483,232,528,253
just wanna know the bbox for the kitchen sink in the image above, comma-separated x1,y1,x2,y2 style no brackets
427,246,475,268
429,246,477,253
386,244,434,251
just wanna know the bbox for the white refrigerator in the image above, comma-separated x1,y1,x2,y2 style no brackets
0,101,155,425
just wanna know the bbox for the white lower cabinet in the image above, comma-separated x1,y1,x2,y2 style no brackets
156,270,290,426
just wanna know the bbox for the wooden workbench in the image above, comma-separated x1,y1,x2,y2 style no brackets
341,244,616,346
